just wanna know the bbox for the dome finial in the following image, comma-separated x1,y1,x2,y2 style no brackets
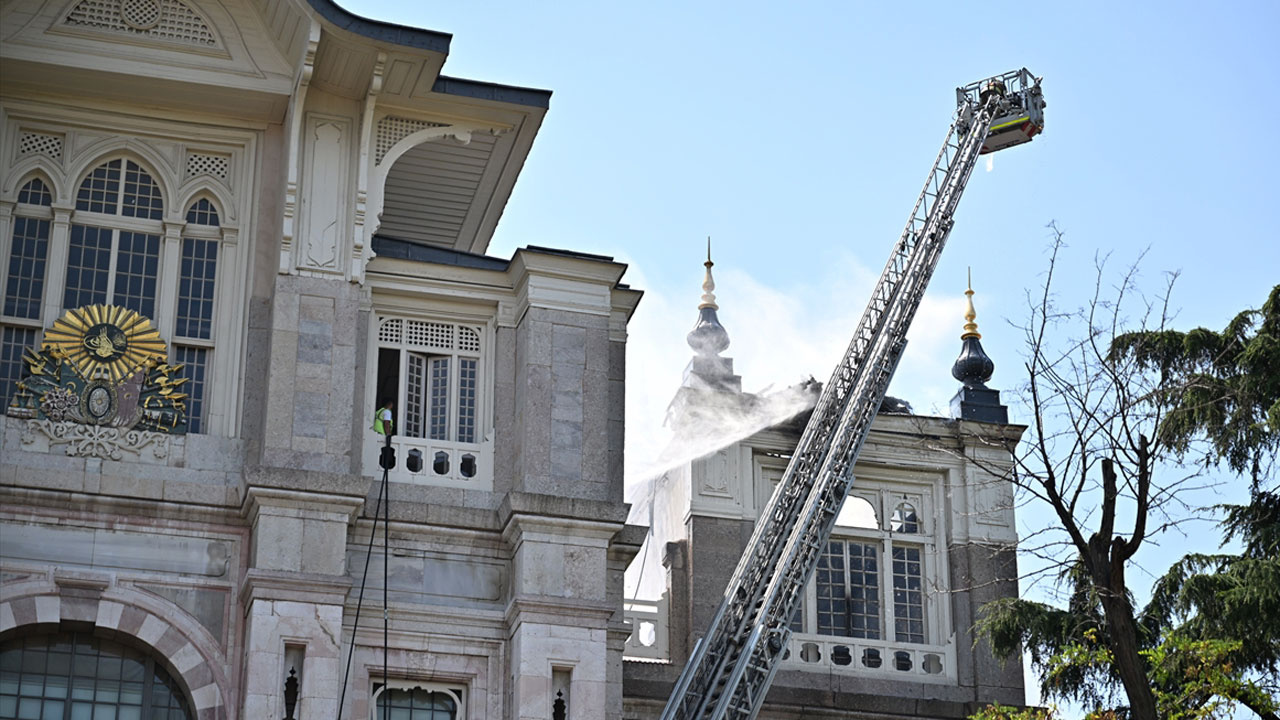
952,272,994,387
687,238,730,356
961,267,981,339
700,236,718,310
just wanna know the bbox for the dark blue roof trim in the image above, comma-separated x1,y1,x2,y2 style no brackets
525,245,615,263
432,76,552,109
308,0,452,53
372,235,509,270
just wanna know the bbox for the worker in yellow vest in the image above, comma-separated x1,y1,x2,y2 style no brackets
373,398,394,438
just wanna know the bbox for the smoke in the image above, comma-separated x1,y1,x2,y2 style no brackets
623,250,965,514
619,251,973,601
624,381,819,523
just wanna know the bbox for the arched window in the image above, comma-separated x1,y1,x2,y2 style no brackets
173,199,220,434
1,177,53,406
67,159,164,317
890,502,919,533
375,686,461,720
805,490,933,646
1,152,235,434
0,630,193,720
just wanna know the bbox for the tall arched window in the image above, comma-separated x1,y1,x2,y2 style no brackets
66,159,164,317
0,630,193,720
174,199,220,433
2,150,236,434
0,177,53,407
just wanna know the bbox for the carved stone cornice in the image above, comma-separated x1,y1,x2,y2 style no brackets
504,595,615,630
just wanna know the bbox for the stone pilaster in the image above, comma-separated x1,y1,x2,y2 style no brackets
501,493,629,719
239,487,360,720
238,570,351,720
258,275,366,475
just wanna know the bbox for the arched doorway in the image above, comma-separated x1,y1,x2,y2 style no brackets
0,630,193,720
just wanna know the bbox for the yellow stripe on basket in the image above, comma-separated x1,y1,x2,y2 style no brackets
990,117,1029,132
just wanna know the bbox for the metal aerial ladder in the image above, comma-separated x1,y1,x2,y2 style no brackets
659,68,1046,720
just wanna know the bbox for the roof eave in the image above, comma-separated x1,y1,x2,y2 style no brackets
305,0,452,53
432,75,552,110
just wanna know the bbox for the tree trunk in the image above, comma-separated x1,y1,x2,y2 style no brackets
1091,536,1158,720
1098,591,1158,719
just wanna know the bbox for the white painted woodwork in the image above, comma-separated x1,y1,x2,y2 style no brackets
378,133,498,249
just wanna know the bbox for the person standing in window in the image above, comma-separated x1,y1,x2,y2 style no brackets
374,398,395,439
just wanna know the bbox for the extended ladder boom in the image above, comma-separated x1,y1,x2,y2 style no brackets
660,69,1044,720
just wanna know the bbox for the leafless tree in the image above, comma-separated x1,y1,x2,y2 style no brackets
966,225,1210,718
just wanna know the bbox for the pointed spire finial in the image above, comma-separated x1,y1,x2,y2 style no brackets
700,236,718,310
961,267,980,339
687,238,730,357
952,271,995,388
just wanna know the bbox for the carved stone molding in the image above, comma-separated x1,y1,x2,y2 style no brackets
21,419,170,461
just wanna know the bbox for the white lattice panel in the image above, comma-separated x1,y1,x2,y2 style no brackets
378,318,402,344
405,321,453,351
121,0,160,29
186,152,229,181
18,132,63,160
375,116,448,164
65,0,218,46
458,327,481,353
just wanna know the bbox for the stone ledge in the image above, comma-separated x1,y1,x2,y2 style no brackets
500,491,629,527
0,485,241,526
504,594,616,631
242,466,369,497
374,481,501,530
241,485,365,522
238,568,352,609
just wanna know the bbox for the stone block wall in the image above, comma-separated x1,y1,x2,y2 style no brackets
259,274,366,476
511,307,622,502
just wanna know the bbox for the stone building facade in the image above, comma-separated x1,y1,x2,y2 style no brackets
0,2,1026,719
0,2,642,719
619,262,1026,718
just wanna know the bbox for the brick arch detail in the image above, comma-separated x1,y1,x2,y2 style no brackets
0,582,230,720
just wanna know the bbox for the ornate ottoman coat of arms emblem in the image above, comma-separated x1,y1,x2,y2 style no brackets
8,305,190,442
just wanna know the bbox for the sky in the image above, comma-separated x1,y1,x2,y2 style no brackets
346,0,1278,706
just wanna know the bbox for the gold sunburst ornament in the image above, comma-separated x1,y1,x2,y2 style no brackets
42,304,167,383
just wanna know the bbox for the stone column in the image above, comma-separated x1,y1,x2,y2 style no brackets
239,487,360,720
502,495,628,720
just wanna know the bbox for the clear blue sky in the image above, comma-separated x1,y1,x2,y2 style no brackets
346,0,1277,705
343,0,1278,434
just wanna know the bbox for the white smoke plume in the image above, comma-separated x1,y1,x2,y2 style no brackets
624,255,962,497
619,252,971,600
624,380,820,523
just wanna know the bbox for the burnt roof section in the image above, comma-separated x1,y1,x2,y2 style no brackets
372,234,509,270
307,0,452,53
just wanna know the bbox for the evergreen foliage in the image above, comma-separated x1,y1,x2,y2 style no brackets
970,249,1278,719
1111,285,1280,485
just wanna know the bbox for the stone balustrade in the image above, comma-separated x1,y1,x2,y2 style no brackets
778,634,955,681
622,598,668,660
